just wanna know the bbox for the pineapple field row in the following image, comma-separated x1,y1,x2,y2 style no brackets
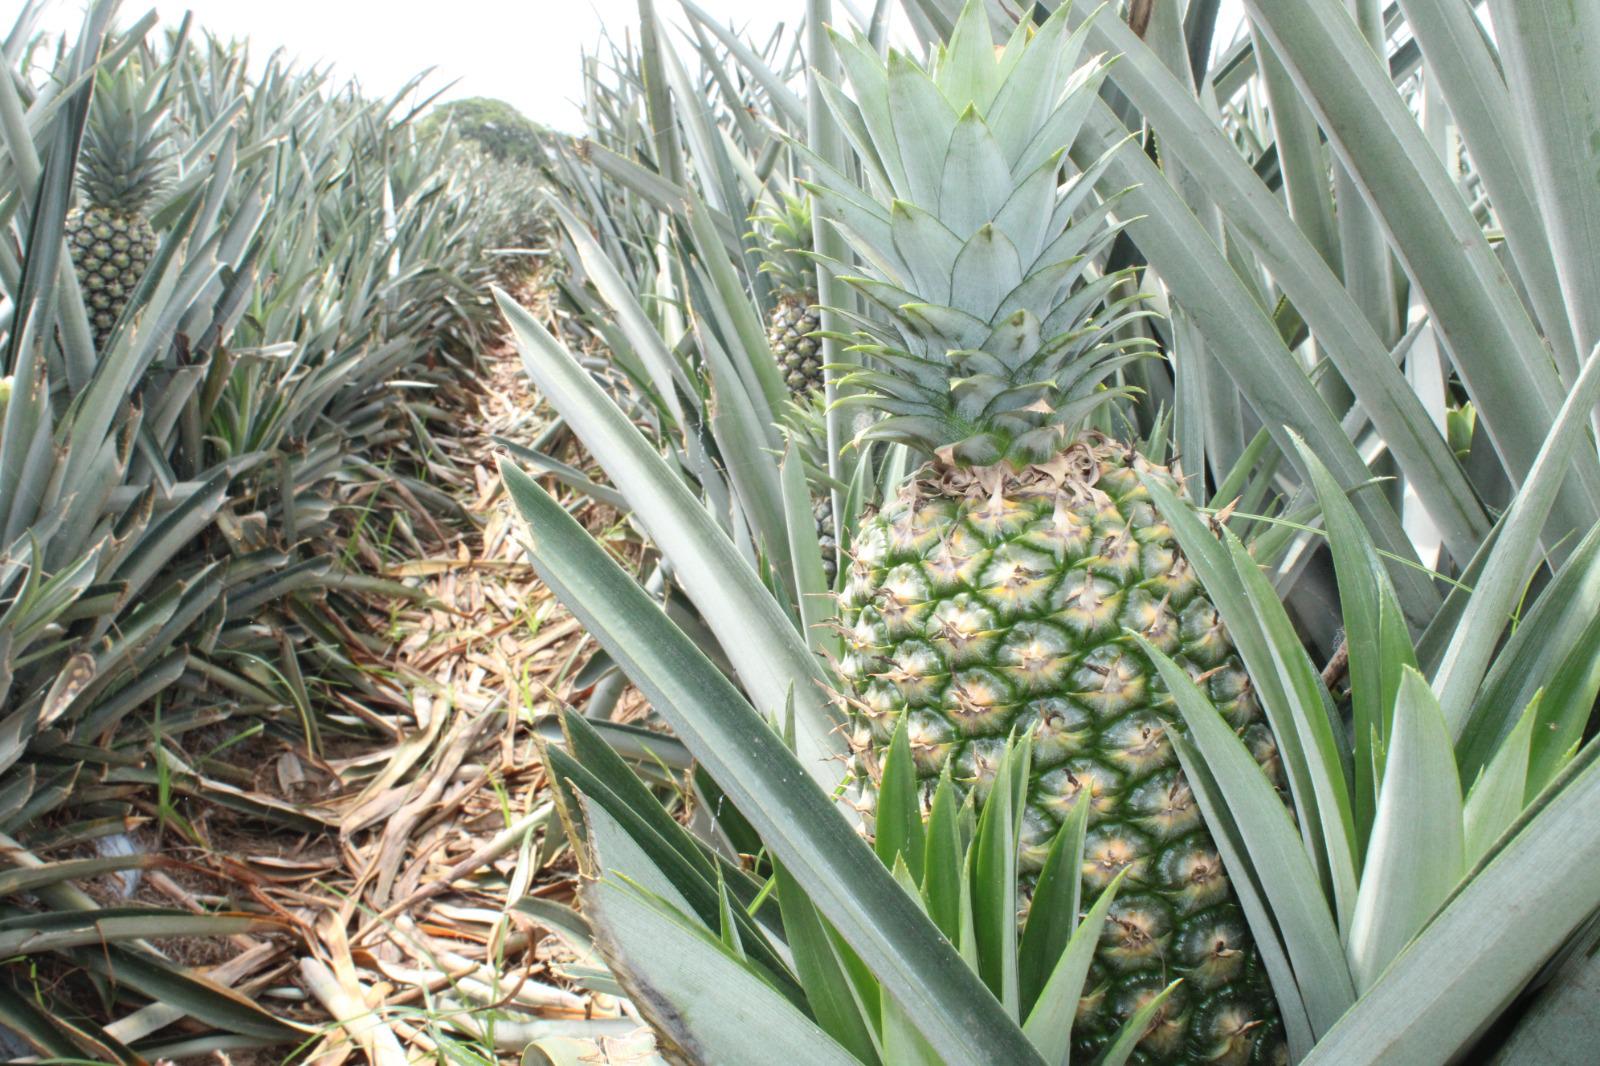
6,0,1600,1064
0,0,563,1059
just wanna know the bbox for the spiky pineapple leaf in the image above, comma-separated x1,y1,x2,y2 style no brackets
578,793,859,1066
1433,346,1600,733
497,293,846,784
780,442,836,656
1241,0,1600,538
1064,2,1488,563
1072,104,1439,621
879,857,943,1066
1487,933,1600,1066
1140,471,1358,926
1017,791,1090,1014
875,714,926,875
1020,866,1127,1061
1096,979,1183,1066
1291,433,1418,843
1457,521,1600,791
1224,527,1360,921
501,461,1042,1064
921,767,963,943
970,732,1031,1016
1302,747,1600,1064
1137,635,1355,1036
1462,692,1539,867
773,859,883,1065
1346,668,1465,992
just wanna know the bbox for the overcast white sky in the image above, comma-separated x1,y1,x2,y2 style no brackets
33,0,809,130
35,1,1246,131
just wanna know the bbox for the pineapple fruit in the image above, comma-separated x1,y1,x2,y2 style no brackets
753,192,823,399
65,62,172,351
761,193,839,582
814,6,1285,1062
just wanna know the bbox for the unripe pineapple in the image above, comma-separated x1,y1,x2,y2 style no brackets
811,6,1287,1062
65,60,172,351
813,494,839,587
752,193,823,399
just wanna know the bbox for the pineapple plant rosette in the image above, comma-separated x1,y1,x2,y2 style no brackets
65,59,173,350
808,6,1284,1061
754,191,825,400
501,0,1600,1061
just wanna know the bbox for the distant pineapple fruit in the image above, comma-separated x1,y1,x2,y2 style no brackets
752,192,823,399
65,61,173,351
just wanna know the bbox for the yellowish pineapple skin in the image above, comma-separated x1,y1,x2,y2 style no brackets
65,206,157,350
837,436,1286,1066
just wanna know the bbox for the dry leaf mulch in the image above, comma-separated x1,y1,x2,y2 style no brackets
282,284,663,1064
98,278,666,1065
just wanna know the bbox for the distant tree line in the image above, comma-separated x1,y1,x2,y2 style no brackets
423,97,546,166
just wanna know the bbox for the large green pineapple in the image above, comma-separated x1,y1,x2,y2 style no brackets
811,6,1286,1063
65,62,172,351
753,192,823,399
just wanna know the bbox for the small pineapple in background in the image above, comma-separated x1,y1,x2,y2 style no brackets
0,376,12,420
752,192,823,399
780,390,845,586
66,61,173,351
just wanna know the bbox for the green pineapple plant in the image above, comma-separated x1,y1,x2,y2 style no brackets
754,191,824,399
500,0,1600,1061
65,59,173,350
806,7,1284,1061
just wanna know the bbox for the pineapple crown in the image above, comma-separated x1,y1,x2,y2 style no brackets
779,388,842,493
802,2,1154,469
750,190,816,296
77,59,175,215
